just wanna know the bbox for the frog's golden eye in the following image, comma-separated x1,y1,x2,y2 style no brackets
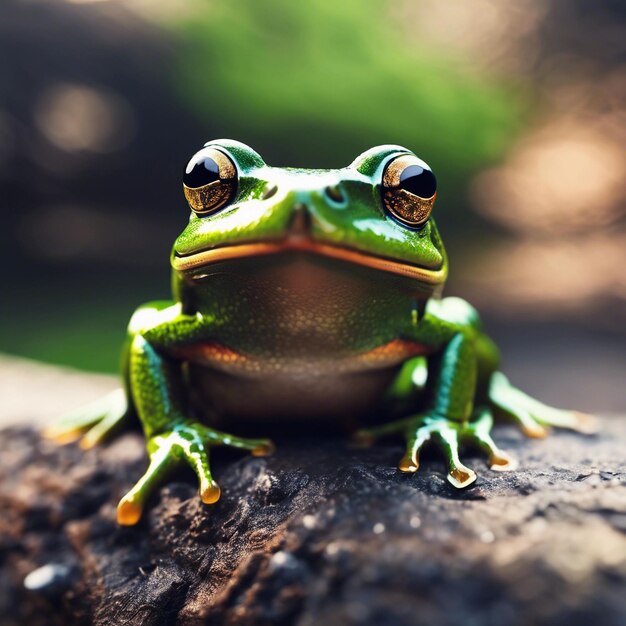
183,147,237,215
381,154,437,227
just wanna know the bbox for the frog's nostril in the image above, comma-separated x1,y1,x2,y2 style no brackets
288,203,312,236
262,183,278,200
324,184,346,204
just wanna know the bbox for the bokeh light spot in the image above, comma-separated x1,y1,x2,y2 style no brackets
34,83,135,154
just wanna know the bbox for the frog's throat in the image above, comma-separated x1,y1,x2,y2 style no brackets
172,239,448,285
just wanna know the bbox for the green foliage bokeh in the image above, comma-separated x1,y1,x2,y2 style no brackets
173,0,524,184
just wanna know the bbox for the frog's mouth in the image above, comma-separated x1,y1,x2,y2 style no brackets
172,237,447,285
172,206,447,285
173,238,446,285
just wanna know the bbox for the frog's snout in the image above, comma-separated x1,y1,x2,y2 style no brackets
281,180,349,239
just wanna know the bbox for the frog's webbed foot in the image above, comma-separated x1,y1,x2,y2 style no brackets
489,372,597,438
43,389,129,449
356,409,514,489
116,422,274,526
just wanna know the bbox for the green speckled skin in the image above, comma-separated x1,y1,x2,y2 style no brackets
48,140,595,525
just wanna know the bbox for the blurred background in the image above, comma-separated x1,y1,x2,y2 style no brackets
0,0,624,413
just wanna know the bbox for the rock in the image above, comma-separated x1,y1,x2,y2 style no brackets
0,418,625,626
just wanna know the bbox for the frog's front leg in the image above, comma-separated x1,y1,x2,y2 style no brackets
357,298,513,488
357,297,595,488
116,301,273,526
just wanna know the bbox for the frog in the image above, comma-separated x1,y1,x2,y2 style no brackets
45,140,596,526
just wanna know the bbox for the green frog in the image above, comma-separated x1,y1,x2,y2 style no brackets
46,140,595,525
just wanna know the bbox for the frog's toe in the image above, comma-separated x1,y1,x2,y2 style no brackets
42,426,84,445
173,429,222,505
532,408,598,435
397,425,433,473
80,407,128,449
251,439,275,457
185,428,273,499
117,497,143,526
489,373,551,438
43,408,105,444
489,372,596,437
447,465,477,488
569,411,599,434
117,444,175,526
467,409,517,472
530,406,598,434
200,426,275,456
431,421,478,488
200,483,221,504
489,397,548,438
487,450,517,471
45,389,128,446
519,421,550,439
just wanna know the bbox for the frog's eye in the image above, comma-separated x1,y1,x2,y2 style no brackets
381,154,437,227
183,147,237,215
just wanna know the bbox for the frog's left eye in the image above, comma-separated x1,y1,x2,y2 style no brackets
183,147,237,215
381,154,437,227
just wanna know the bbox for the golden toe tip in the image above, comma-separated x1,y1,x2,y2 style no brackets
42,428,80,444
251,441,275,457
522,424,548,439
572,412,599,435
447,467,477,489
398,457,419,473
117,499,142,526
201,483,221,504
489,452,517,472
79,437,96,450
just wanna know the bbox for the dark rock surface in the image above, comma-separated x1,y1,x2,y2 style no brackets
0,420,625,626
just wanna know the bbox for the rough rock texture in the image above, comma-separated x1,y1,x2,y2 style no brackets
0,419,625,626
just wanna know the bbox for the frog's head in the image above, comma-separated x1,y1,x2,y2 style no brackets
172,140,447,290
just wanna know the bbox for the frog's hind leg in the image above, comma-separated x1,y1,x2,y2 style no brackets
43,388,131,448
488,372,597,437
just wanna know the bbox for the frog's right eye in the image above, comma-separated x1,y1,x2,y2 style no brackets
183,147,237,215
